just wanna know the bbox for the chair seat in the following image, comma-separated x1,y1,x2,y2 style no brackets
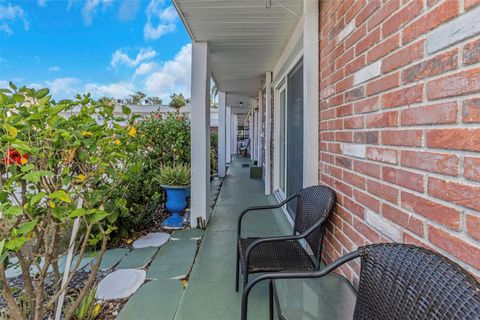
238,238,316,273
273,273,357,320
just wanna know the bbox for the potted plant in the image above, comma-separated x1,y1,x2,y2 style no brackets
155,164,191,228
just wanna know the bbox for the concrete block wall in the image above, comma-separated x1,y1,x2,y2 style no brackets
318,0,480,284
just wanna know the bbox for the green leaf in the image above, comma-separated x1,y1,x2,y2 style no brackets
6,237,27,251
49,190,71,203
4,124,18,138
5,206,23,217
35,88,49,99
23,170,54,183
90,210,109,223
0,240,7,265
9,82,17,91
30,192,46,205
17,220,37,235
69,208,86,218
12,93,25,103
122,105,132,115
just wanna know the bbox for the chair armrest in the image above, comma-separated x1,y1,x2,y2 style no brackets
240,250,361,320
237,194,298,238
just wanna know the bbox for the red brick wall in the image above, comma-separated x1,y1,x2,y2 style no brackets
319,0,480,285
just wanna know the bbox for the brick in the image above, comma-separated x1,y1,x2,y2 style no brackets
345,25,367,50
463,39,480,65
427,67,480,100
336,156,352,169
427,5,480,54
354,97,380,114
462,98,480,123
353,159,381,178
344,115,365,129
366,73,400,96
367,33,400,63
400,102,458,126
356,0,381,26
366,111,398,128
341,143,366,158
401,191,461,230
356,28,381,56
428,177,480,211
344,170,366,189
402,49,458,83
366,146,397,164
366,209,401,241
354,189,380,212
354,61,381,85
403,233,431,250
382,203,424,236
345,55,366,75
382,0,423,37
336,131,353,142
465,0,480,10
336,77,354,94
354,131,379,144
464,157,480,182
336,48,355,69
343,221,366,246
354,218,380,242
368,0,400,31
382,84,424,109
367,179,398,204
382,129,422,147
337,20,355,43
343,196,365,218
427,128,480,152
335,179,353,197
402,0,459,44
381,40,424,73
466,214,480,241
401,150,459,176
428,225,480,269
382,167,424,192
346,0,367,24
345,87,365,102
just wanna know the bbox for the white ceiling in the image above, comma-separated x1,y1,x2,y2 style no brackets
173,0,303,103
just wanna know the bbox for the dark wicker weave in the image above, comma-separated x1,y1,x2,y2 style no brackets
235,185,336,292
240,243,480,320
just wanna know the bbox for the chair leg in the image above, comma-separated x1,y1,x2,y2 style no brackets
235,247,240,292
269,280,274,320
243,270,249,291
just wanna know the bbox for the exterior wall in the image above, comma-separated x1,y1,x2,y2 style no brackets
270,88,275,193
262,87,267,173
318,0,480,285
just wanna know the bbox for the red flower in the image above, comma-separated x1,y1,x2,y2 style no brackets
1,148,28,166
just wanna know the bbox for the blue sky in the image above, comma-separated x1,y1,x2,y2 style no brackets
0,0,191,101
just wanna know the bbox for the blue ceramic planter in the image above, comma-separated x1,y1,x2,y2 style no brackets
162,185,188,228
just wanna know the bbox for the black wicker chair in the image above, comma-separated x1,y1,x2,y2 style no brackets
235,185,336,292
241,243,480,320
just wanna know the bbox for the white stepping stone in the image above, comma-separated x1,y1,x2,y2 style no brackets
132,232,170,249
96,269,146,300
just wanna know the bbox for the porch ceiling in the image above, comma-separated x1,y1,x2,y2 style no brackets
173,0,303,97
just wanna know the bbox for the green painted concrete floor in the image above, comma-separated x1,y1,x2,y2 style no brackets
174,157,292,320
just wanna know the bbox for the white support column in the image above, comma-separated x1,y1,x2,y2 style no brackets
218,91,226,177
190,42,211,227
226,106,232,163
257,90,263,166
233,114,238,155
303,0,319,187
252,110,257,161
264,72,272,194
248,113,253,159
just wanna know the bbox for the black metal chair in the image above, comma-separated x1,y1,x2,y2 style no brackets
235,185,336,292
241,243,480,320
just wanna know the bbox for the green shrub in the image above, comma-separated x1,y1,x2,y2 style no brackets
155,164,191,187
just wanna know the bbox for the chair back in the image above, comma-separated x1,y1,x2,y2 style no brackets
354,243,480,320
293,185,335,262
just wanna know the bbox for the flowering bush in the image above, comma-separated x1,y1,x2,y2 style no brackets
0,83,138,319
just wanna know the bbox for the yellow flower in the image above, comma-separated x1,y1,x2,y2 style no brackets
76,174,86,182
128,126,137,137
48,201,56,208
114,139,121,145
126,239,133,244
93,303,102,316
82,131,93,138
20,157,28,165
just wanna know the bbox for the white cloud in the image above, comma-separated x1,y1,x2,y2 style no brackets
134,61,158,78
144,0,178,40
144,43,191,101
111,48,157,69
37,0,47,7
118,0,140,21
81,0,112,26
0,3,29,35
46,78,81,99
84,82,134,98
49,66,60,72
